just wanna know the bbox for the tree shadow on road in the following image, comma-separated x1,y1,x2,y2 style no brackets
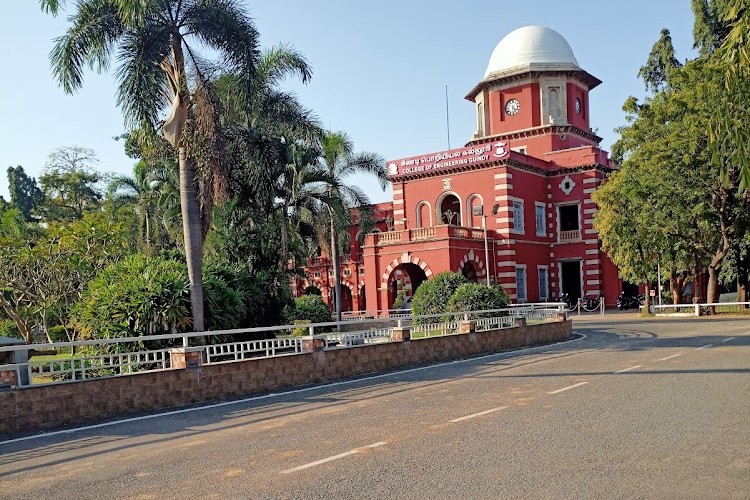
0,319,747,477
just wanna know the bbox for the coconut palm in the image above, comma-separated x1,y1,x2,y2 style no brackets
48,0,261,331
317,131,388,321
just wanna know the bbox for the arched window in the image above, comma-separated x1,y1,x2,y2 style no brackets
467,194,484,228
416,201,432,228
437,193,462,226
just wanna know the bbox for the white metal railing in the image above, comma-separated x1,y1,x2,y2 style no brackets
341,302,567,320
0,304,566,388
475,316,515,331
205,338,302,364
526,309,562,322
411,321,461,338
653,301,750,316
323,328,392,347
27,348,173,383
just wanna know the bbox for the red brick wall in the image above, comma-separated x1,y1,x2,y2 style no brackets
0,320,572,437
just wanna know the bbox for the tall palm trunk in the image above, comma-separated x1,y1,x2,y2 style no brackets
179,146,205,332
330,217,342,322
280,202,290,271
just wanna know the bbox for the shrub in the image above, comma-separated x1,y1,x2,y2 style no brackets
72,254,191,345
392,290,407,309
289,295,332,325
411,272,469,323
203,264,247,332
0,319,21,340
292,320,311,336
446,283,509,318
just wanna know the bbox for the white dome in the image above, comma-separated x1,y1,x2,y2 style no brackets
484,26,579,78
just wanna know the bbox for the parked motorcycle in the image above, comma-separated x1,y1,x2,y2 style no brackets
616,292,640,310
581,295,601,311
556,293,572,309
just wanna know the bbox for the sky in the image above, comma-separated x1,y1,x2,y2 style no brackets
0,1,697,203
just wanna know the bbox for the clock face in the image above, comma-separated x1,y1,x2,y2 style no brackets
575,98,582,114
505,98,520,116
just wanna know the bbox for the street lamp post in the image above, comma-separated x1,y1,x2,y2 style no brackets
482,215,491,286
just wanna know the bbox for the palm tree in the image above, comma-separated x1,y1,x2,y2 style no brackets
214,46,323,271
108,160,179,252
47,0,261,331
317,131,388,321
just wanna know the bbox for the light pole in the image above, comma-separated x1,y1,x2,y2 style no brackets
657,259,662,306
482,215,491,286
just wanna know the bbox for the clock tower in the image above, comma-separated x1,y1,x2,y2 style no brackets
465,26,603,158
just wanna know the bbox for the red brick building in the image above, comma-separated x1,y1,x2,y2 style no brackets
297,26,624,313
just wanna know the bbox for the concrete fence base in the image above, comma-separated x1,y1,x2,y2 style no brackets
0,320,572,437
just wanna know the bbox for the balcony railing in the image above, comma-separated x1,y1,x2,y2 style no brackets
558,229,581,242
307,257,328,266
374,225,485,246
411,227,435,240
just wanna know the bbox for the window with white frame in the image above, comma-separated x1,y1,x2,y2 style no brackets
535,203,545,236
512,200,524,234
516,266,527,302
538,266,548,300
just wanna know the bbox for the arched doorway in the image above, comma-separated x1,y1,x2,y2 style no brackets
461,262,479,283
358,285,366,311
388,263,428,309
339,285,353,312
304,285,322,295
439,194,461,225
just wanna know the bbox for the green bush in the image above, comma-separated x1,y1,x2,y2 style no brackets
289,295,332,325
204,259,290,330
446,283,509,318
203,266,247,332
292,320,312,336
0,319,21,340
72,254,192,345
392,289,407,309
411,272,469,324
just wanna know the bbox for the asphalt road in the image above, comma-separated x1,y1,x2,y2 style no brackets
1,315,748,499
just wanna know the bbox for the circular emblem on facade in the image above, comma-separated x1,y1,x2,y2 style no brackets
559,175,576,195
575,98,582,114
505,98,520,116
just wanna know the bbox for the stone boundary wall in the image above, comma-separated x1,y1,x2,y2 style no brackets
0,320,572,437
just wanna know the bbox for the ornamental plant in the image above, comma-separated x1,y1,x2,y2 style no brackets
288,295,332,325
411,272,469,324
446,283,509,318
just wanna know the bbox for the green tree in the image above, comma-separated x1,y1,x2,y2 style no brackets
48,0,262,332
692,0,732,56
7,166,45,221
316,131,387,321
108,161,177,252
637,28,682,93
601,60,747,305
0,210,131,342
39,146,103,221
710,0,750,192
